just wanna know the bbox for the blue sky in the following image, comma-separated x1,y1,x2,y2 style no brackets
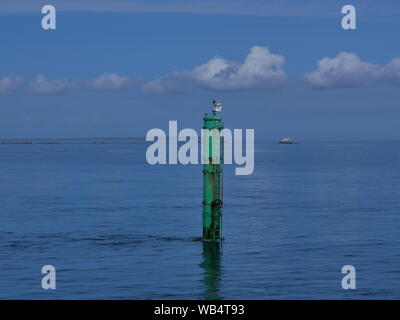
1,0,400,140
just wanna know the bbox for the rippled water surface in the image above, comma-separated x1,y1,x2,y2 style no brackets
0,139,399,299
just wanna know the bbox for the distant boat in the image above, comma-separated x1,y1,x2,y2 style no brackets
279,137,295,144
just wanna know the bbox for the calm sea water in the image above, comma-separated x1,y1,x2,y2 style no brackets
0,139,399,299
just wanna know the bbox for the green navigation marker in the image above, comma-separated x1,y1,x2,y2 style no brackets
202,100,223,240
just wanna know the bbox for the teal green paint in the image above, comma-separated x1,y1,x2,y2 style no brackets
202,112,223,240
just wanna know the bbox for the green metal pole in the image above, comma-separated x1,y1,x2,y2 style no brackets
202,110,223,240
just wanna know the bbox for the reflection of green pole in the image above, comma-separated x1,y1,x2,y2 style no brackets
202,107,223,240
200,241,222,300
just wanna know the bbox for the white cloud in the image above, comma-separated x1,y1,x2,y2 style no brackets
142,46,287,92
303,52,400,88
380,57,400,83
29,75,75,95
0,75,23,95
87,73,131,91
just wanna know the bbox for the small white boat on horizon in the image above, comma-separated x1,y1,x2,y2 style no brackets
279,137,295,144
